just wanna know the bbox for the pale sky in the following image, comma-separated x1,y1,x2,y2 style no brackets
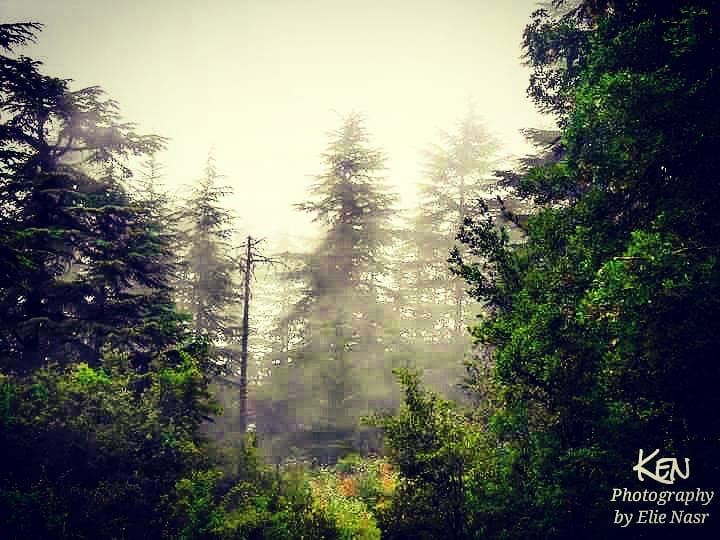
2,0,551,245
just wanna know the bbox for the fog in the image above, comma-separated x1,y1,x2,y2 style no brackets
1,0,554,461
2,0,550,243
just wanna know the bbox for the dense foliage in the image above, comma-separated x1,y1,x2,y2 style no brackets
375,1,720,539
0,23,182,373
4,0,720,537
0,23,344,539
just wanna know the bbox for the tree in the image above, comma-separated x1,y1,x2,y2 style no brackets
272,114,398,460
367,369,486,540
450,1,720,538
394,112,501,398
0,22,184,373
373,3,720,539
0,22,217,538
175,156,240,372
415,112,499,334
0,22,350,540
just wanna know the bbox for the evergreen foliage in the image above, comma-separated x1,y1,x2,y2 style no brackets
175,156,241,372
0,22,182,372
271,114,398,460
396,112,501,397
376,2,720,539
0,23,335,539
4,2,720,536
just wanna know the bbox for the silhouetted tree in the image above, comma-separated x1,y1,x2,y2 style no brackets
0,22,183,373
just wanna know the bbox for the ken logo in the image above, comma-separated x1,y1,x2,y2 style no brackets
633,449,690,485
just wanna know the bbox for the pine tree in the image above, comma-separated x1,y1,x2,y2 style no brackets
0,22,183,373
275,114,398,458
175,156,240,372
396,112,500,396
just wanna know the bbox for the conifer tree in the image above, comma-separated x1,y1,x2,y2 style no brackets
0,23,220,538
395,112,499,396
175,157,240,372
418,112,499,333
276,114,398,457
0,22,183,372
449,2,720,537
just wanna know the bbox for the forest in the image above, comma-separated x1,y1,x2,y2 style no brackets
2,0,720,538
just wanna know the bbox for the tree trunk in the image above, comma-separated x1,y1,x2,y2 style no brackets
239,235,252,432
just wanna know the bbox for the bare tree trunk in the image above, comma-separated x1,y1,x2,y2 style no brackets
240,235,252,432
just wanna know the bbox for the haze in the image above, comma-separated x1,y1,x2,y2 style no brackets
2,0,550,243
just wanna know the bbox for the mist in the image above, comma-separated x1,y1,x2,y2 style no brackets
12,1,713,538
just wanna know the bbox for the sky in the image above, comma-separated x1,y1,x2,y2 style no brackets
2,0,552,246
